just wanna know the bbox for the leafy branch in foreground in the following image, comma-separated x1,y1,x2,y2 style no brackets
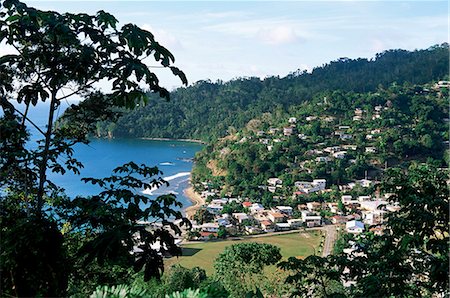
0,0,188,296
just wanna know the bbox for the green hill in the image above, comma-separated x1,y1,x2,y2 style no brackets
99,43,449,142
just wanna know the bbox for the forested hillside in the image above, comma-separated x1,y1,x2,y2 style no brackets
191,83,448,200
99,44,449,141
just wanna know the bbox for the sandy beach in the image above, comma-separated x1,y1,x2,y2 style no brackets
184,186,205,219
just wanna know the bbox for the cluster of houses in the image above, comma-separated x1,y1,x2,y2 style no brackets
190,176,399,240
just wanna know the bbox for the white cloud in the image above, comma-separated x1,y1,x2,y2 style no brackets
141,24,182,50
258,25,301,45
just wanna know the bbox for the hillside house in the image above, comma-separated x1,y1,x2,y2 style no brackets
333,151,347,159
283,126,296,136
267,178,283,186
289,117,297,124
365,147,377,153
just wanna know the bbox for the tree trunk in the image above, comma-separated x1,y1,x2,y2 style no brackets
36,90,57,212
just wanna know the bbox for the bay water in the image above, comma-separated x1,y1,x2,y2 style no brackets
10,101,203,211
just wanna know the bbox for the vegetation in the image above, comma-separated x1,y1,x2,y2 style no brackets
191,83,448,202
0,0,188,296
214,242,282,297
100,44,449,142
1,0,448,297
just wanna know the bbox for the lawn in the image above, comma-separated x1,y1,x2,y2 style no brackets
165,231,323,274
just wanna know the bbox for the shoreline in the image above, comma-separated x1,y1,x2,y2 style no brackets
184,186,205,220
141,137,206,144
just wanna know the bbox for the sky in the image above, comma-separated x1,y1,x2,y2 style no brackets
12,1,450,90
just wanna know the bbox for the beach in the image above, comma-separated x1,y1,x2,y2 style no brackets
184,186,205,219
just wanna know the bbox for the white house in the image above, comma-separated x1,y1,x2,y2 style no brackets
316,156,331,162
287,218,303,228
289,117,297,124
365,147,377,153
267,178,283,186
249,203,264,214
346,220,365,234
201,223,220,232
232,213,249,223
276,206,293,216
275,223,292,231
206,204,223,215
333,151,347,159
301,211,322,227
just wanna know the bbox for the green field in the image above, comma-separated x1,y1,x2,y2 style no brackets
165,231,323,274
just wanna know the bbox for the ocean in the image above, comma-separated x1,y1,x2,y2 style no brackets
10,101,203,211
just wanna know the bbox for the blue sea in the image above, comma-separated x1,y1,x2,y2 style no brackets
10,101,203,211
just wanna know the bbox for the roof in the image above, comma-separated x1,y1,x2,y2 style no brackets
346,220,364,229
269,212,285,218
242,201,252,207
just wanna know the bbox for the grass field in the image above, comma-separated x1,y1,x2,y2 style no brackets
165,231,323,274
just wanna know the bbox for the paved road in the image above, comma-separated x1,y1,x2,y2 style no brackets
321,225,337,257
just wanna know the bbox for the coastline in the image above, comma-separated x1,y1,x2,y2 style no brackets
184,186,205,220
141,137,206,144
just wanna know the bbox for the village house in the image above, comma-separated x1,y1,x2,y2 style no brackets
342,145,357,150
316,156,331,162
206,203,223,215
332,151,347,159
362,210,387,225
201,222,220,233
301,211,322,227
268,127,280,135
275,223,292,231
306,116,317,121
346,220,365,234
289,117,297,124
232,212,250,224
259,220,275,232
295,179,327,194
267,177,283,186
287,218,303,228
306,202,322,212
275,206,293,216
283,126,296,136
267,212,286,223
249,203,264,214
365,147,377,153
242,201,252,208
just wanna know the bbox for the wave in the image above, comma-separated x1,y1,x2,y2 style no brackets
142,172,191,195
159,162,175,166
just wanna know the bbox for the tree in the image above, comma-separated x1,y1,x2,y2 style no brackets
193,208,214,224
344,164,449,297
279,255,346,298
214,242,282,297
281,164,449,298
0,0,188,296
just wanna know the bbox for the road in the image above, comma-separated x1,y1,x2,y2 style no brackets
321,225,337,257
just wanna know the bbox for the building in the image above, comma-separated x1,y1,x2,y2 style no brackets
301,211,322,227
267,212,285,223
275,206,293,216
346,220,365,234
